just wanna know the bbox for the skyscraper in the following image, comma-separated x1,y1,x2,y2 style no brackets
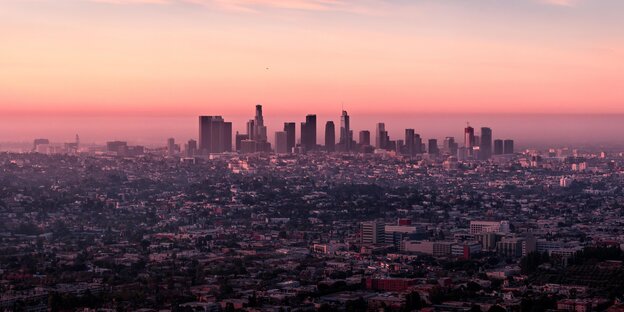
359,130,371,146
444,137,458,155
167,138,176,156
275,131,288,154
241,105,270,153
376,123,389,150
301,114,317,151
284,122,296,153
494,139,504,155
325,121,335,152
246,119,255,141
405,129,415,156
253,104,267,142
414,134,423,154
235,132,249,152
464,125,475,148
338,110,352,151
480,127,492,160
223,122,232,152
199,116,232,154
428,139,439,155
504,139,514,154
186,139,197,157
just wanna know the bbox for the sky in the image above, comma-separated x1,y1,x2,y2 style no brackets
2,0,624,118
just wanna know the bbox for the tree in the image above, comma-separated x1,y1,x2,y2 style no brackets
404,291,423,311
488,305,506,312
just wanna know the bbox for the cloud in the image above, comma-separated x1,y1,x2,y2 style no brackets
540,0,576,6
87,0,374,13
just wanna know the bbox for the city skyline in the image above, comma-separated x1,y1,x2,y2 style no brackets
2,113,624,149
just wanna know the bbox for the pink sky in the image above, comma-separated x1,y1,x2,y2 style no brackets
1,0,623,116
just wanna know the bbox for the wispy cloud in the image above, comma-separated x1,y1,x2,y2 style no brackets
540,0,576,6
88,0,374,13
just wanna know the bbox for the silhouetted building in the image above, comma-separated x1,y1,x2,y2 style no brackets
301,114,317,151
107,141,128,155
246,119,255,141
241,105,270,153
414,134,423,154
235,132,249,152
444,137,458,155
464,125,475,148
428,139,439,155
480,127,492,160
199,116,232,154
338,110,353,152
494,139,504,155
376,123,389,150
186,139,197,157
504,139,514,154
275,131,288,154
325,121,335,152
240,140,256,154
359,130,371,146
405,129,415,156
253,105,267,142
167,138,176,156
33,138,50,152
284,122,296,153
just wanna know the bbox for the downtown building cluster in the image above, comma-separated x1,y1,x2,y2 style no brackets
180,105,517,161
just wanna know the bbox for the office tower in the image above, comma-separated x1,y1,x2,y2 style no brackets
107,141,128,155
186,139,197,157
241,105,270,153
33,138,50,152
338,110,352,151
504,139,514,154
325,121,335,152
480,127,492,160
494,139,504,155
199,116,232,154
75,134,80,148
464,125,475,148
253,104,267,142
246,120,255,140
359,130,371,146
361,221,385,244
428,139,439,155
223,122,232,152
414,134,423,154
275,131,288,154
240,140,256,154
376,123,389,150
284,122,296,153
300,122,307,150
307,114,317,150
405,129,415,156
457,146,467,161
301,114,317,151
167,138,176,156
396,139,404,154
235,132,249,152
444,137,458,155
